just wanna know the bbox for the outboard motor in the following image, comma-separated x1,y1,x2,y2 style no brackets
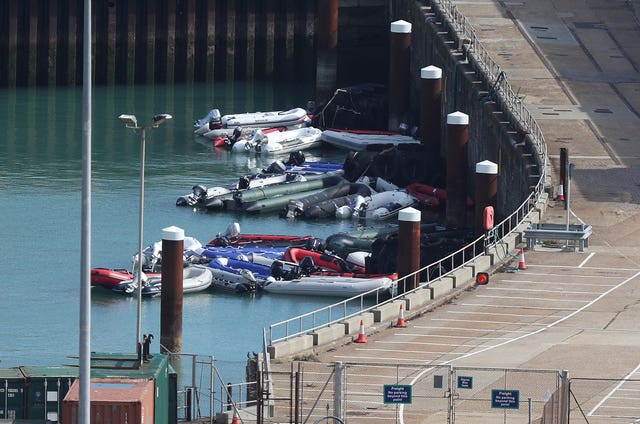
208,109,223,130
299,256,317,276
229,127,243,145
176,194,197,207
239,269,258,292
194,108,221,129
305,237,326,252
271,260,284,280
351,195,367,218
192,184,208,202
224,222,241,238
237,175,251,190
286,151,306,167
264,160,287,174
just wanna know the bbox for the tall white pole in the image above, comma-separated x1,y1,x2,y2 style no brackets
137,127,146,349
80,0,92,421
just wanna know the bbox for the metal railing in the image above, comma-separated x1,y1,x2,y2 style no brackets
265,0,551,349
435,0,549,168
266,234,484,345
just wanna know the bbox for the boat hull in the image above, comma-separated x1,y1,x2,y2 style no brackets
261,275,396,297
111,266,212,296
321,129,421,151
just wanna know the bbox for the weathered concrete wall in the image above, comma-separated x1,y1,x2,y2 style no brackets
400,0,537,217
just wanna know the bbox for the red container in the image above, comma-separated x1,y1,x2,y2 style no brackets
62,377,155,424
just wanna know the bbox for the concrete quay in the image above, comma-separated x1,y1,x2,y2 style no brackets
266,0,640,422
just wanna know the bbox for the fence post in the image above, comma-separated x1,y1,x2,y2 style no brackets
561,369,569,424
257,370,263,424
294,371,301,424
210,357,215,423
185,387,193,421
334,362,344,421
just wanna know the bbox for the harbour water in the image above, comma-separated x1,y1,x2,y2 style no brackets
0,82,390,385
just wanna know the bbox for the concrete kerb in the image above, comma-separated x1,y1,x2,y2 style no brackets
268,334,314,360
430,276,456,298
372,300,406,324
311,323,348,346
404,286,432,311
342,312,375,336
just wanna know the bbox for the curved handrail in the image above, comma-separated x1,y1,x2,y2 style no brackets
266,0,549,347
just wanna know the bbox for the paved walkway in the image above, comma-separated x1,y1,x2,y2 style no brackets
267,1,640,422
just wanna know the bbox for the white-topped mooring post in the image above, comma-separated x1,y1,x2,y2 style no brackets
474,160,498,237
160,225,185,354
388,20,412,131
420,65,443,151
446,111,470,230
397,207,421,294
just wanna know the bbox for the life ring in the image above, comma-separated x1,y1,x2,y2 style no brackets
483,206,494,231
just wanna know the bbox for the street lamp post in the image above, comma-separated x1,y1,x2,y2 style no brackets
118,113,172,353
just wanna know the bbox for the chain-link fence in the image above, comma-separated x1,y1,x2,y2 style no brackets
262,362,567,423
568,377,640,423
450,367,563,424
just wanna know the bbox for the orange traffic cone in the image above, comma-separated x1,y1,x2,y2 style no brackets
518,247,527,270
556,181,565,201
231,403,240,424
355,320,368,343
395,304,407,328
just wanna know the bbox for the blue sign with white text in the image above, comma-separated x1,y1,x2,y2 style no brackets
383,385,412,404
491,389,520,409
457,376,473,389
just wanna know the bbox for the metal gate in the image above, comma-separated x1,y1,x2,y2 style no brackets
262,362,567,423
450,367,564,424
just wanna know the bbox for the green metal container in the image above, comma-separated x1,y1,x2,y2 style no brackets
0,367,26,420
20,366,77,422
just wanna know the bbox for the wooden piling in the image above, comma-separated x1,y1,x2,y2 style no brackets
397,207,421,294
445,111,470,230
388,20,411,131
420,65,442,151
474,160,498,237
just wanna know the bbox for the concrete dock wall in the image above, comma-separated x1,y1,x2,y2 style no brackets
402,0,539,215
